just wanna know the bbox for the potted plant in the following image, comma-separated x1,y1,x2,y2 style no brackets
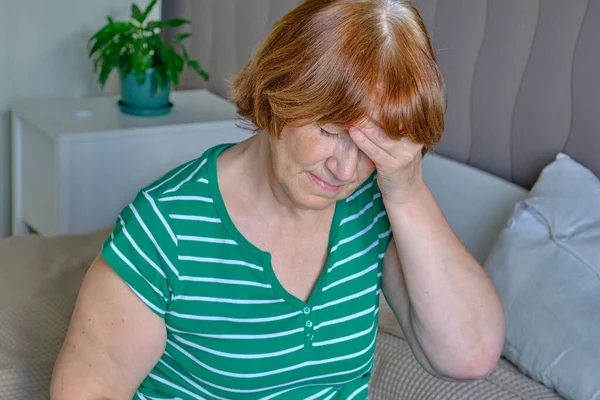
88,0,209,116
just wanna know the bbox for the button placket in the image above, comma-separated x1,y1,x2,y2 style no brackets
303,306,314,346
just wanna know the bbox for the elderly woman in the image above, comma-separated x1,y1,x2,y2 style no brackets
51,0,505,399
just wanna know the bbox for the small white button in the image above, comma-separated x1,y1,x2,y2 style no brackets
306,333,315,341
303,307,311,315
305,320,313,328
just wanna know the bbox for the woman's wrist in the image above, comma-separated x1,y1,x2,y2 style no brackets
381,178,431,211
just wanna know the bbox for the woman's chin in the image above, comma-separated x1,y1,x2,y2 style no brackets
290,190,339,211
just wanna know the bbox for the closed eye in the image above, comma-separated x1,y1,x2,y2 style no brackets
320,128,338,138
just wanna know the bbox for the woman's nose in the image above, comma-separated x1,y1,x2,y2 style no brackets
326,145,360,183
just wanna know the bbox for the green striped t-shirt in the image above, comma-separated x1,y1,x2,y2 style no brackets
102,143,392,400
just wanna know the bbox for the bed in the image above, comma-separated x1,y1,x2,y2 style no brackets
2,0,599,399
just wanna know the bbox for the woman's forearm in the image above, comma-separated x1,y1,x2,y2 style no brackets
385,183,505,379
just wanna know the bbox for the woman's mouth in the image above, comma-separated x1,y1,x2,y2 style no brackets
309,173,342,193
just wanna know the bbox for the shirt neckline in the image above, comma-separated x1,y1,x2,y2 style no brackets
207,143,344,309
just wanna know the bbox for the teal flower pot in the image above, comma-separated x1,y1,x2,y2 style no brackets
118,68,173,117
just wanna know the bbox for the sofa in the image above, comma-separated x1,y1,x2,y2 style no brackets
2,0,599,398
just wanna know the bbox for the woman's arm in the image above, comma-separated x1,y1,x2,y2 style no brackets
50,255,166,399
348,122,505,381
381,184,505,381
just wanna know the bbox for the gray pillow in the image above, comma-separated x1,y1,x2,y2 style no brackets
484,153,600,400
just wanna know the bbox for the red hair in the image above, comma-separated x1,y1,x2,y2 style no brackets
231,0,445,153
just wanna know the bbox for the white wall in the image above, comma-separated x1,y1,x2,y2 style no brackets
0,0,161,238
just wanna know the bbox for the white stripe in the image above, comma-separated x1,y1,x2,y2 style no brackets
167,325,303,340
148,372,208,400
156,360,230,400
163,158,207,194
173,295,284,305
167,310,301,323
347,383,369,400
160,195,214,203
109,241,168,302
173,334,304,359
179,276,271,288
322,391,338,400
259,386,334,400
304,388,333,400
313,285,377,311
322,263,378,292
339,202,373,227
328,240,379,273
130,202,179,277
346,178,375,203
117,216,167,279
162,351,373,395
378,253,385,259
377,272,382,278
376,289,380,295
314,305,375,331
379,228,391,239
170,214,221,223
167,335,376,379
141,394,183,400
159,360,229,400
177,235,237,245
146,159,196,193
178,256,263,271
142,192,178,245
198,178,209,184
331,211,386,252
375,307,379,315
128,285,165,315
313,323,375,347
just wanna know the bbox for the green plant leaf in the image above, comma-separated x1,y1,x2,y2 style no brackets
161,18,191,28
97,45,121,86
174,33,192,43
146,20,164,32
141,0,159,23
188,60,210,81
88,22,136,58
88,27,114,56
155,71,164,92
131,4,144,23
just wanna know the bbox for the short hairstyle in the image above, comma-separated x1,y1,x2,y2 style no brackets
231,0,445,153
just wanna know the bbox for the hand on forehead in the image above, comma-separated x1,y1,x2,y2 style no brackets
349,115,423,161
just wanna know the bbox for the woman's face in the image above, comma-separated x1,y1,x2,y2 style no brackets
268,122,376,211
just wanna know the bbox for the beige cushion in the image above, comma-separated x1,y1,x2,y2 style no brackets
0,229,109,400
373,298,563,400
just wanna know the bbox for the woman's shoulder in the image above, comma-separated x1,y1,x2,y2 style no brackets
140,143,233,200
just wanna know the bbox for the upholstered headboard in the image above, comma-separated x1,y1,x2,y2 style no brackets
165,0,600,188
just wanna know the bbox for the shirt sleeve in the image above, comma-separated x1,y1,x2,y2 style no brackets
101,190,179,318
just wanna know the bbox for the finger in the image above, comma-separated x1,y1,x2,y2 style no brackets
398,137,425,157
355,120,395,155
349,127,394,165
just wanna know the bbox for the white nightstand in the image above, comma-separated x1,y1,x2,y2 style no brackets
11,90,251,236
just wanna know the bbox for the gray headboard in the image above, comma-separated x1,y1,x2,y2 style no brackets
164,0,600,188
